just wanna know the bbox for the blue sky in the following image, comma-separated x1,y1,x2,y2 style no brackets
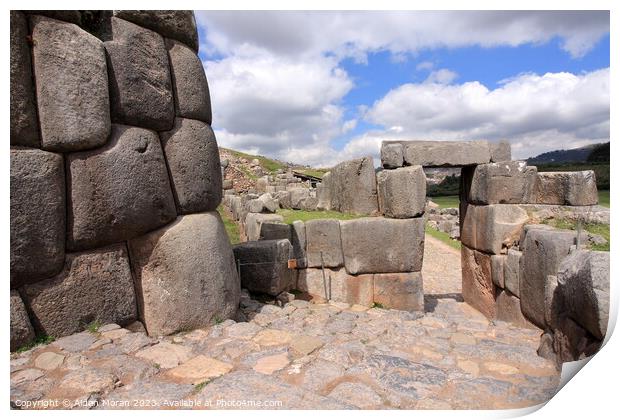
195,11,610,166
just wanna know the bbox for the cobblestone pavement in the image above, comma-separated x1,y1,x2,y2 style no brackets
10,236,560,410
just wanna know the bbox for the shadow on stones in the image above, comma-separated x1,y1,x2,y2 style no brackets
424,293,464,313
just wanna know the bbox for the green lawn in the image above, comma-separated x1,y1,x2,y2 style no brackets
276,209,363,225
425,223,462,250
293,168,329,178
217,205,240,244
221,147,287,174
428,195,460,209
598,190,609,208
544,218,610,252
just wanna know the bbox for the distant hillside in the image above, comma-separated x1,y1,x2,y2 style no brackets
527,142,608,164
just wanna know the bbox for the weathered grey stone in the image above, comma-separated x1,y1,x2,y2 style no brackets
558,250,609,340
114,10,198,52
233,240,293,296
31,15,110,152
128,213,239,336
468,161,537,204
105,379,194,408
160,118,222,214
10,12,39,147
461,245,496,319
520,227,576,328
296,268,374,306
544,275,561,329
327,156,379,215
259,222,291,241
53,331,97,352
67,125,176,250
376,166,426,218
258,193,279,213
245,213,284,242
535,171,598,206
489,141,511,162
10,290,35,352
222,179,234,190
504,249,521,297
373,272,424,311
274,190,292,209
491,255,506,288
289,188,310,210
291,221,308,269
316,172,332,210
395,140,491,167
166,39,211,123
495,290,534,329
105,17,174,131
461,204,529,254
305,219,344,268
10,148,65,286
22,244,138,338
380,142,404,168
340,217,424,275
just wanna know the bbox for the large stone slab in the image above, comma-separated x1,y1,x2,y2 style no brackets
31,15,110,152
373,272,424,311
10,290,35,352
535,171,598,206
259,221,307,268
10,148,65,286
105,17,174,131
489,141,511,162
340,217,424,275
67,125,177,250
245,213,284,242
467,161,537,204
128,212,240,336
10,12,39,147
461,204,529,254
233,240,293,296
396,140,491,167
114,10,198,52
520,227,576,328
376,166,426,218
160,118,222,214
327,156,379,215
495,290,534,329
22,244,137,338
305,219,344,268
316,172,331,210
166,39,211,123
461,246,496,319
296,268,374,306
558,250,609,340
503,249,522,297
380,142,404,169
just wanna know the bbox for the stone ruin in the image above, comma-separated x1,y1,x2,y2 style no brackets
10,10,240,351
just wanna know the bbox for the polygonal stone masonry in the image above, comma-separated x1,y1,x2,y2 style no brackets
461,245,496,319
233,239,293,296
535,171,598,206
295,268,374,306
467,161,537,205
373,272,424,312
305,219,344,268
376,165,426,218
326,156,378,215
460,204,529,255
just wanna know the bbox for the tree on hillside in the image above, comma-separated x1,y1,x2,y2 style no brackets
587,142,610,163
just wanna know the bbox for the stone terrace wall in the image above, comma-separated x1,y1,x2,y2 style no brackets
10,10,239,350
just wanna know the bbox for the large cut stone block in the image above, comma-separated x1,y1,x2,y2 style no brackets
376,166,426,218
461,246,496,319
558,250,609,340
396,140,491,167
22,244,137,338
316,172,331,210
66,125,177,251
160,118,222,214
535,171,598,206
467,161,537,204
128,212,240,336
491,255,505,288
373,272,424,312
10,148,65,286
105,17,174,131
258,221,307,269
495,290,534,329
503,249,522,297
11,290,35,352
327,156,378,215
244,213,284,242
10,12,39,147
114,10,198,52
489,141,511,162
520,227,576,328
340,217,425,275
305,219,344,268
461,204,529,254
31,15,110,152
166,39,211,124
296,268,373,306
233,240,293,296
380,142,404,169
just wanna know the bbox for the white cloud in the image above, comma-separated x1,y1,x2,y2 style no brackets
425,69,458,85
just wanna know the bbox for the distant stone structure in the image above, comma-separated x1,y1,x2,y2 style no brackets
10,10,239,350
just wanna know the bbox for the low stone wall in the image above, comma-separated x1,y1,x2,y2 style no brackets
10,10,239,350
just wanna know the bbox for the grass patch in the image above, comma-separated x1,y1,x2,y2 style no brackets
217,205,240,244
598,190,609,208
293,168,329,178
221,147,287,174
194,380,211,392
213,316,223,325
371,302,385,309
15,335,55,353
425,223,462,250
276,209,364,225
544,219,610,252
428,195,459,209
86,320,102,333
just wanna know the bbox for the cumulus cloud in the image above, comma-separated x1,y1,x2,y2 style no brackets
425,69,458,85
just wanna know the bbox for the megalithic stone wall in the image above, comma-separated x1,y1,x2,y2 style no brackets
10,10,240,350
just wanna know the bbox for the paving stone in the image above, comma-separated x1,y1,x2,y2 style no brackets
253,352,290,374
328,381,384,409
102,379,194,409
253,329,293,347
224,322,262,340
34,352,65,371
134,342,193,369
290,336,324,357
166,355,233,384
11,368,45,386
57,367,117,394
89,354,158,386
300,359,346,392
54,332,97,352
